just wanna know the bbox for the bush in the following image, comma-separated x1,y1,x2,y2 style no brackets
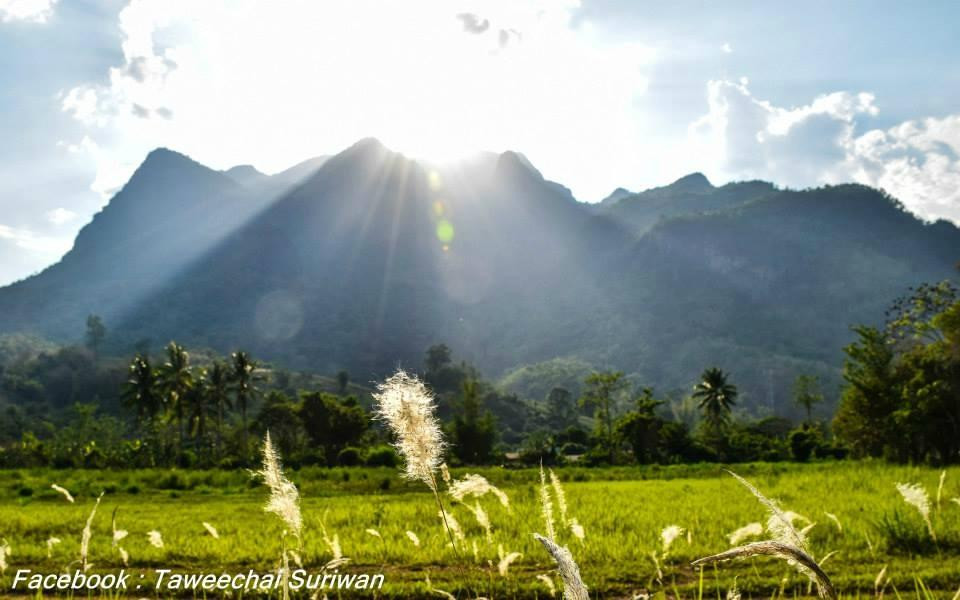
365,445,399,467
788,427,821,462
337,447,362,466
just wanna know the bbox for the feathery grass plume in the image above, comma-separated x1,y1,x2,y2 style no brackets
539,464,557,541
440,463,451,486
874,564,887,594
438,510,465,542
534,534,589,600
406,530,420,547
692,541,836,600
537,574,558,598
80,492,104,572
0,539,10,574
46,537,61,559
569,518,585,542
661,525,685,554
373,370,444,490
549,469,569,526
111,507,128,566
497,544,522,577
937,470,946,511
896,482,936,541
202,522,219,539
824,512,842,533
51,484,74,503
257,432,303,543
449,473,510,509
147,530,164,549
319,517,343,561
111,508,128,547
366,528,381,539
466,501,492,541
952,497,960,507
727,471,809,551
650,551,664,583
727,581,741,600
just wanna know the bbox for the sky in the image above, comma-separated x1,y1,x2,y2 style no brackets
1,0,959,285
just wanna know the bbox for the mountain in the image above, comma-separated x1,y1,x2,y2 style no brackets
603,172,777,235
0,140,957,415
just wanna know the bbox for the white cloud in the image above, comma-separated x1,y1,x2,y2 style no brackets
687,78,960,223
845,115,960,222
0,224,71,255
0,0,57,23
60,0,656,202
45,207,77,225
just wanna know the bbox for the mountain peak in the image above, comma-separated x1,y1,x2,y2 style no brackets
669,172,713,192
601,187,634,205
223,164,267,185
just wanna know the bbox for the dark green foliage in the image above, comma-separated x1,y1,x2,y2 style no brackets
337,447,362,466
788,426,822,462
365,445,399,467
693,367,737,430
299,391,368,465
449,379,497,464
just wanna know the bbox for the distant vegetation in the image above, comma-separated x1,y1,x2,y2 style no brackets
2,277,958,468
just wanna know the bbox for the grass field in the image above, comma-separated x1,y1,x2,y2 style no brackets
1,462,959,598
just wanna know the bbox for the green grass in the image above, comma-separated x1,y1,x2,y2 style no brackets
1,462,959,598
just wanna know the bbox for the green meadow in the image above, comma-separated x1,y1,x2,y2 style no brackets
1,462,959,598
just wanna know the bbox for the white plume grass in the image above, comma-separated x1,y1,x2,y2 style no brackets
46,537,61,559
728,522,764,546
824,512,842,533
406,530,420,547
539,464,557,541
549,469,569,526
51,484,75,503
80,492,104,571
0,539,10,574
569,518,585,542
534,533,589,600
147,530,164,549
202,522,219,539
937,470,946,511
896,482,936,541
256,432,303,543
373,370,444,490
537,574,558,598
497,544,522,577
693,541,836,600
449,473,510,509
727,471,809,551
661,525,685,554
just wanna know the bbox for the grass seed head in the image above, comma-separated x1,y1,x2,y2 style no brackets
449,473,510,509
147,530,164,548
539,464,557,541
693,540,836,600
497,547,522,577
534,533,589,600
549,469,569,526
896,481,936,541
728,471,809,552
661,525,685,553
537,574,558,598
405,530,420,547
257,432,303,542
80,492,104,571
202,522,219,539
373,370,445,490
51,484,75,503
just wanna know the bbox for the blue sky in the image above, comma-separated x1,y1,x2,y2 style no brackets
1,0,958,285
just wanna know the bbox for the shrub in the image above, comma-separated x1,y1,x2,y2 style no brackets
337,447,362,466
365,445,400,467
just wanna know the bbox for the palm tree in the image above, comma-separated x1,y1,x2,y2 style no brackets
158,341,194,453
693,367,737,430
229,351,260,463
186,371,213,449
205,361,232,457
122,354,161,424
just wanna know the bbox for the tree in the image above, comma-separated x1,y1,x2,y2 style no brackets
229,350,261,463
450,378,497,464
157,342,194,452
792,374,823,424
299,392,368,463
185,372,213,446
615,388,664,464
544,387,578,431
580,371,627,464
122,355,161,423
425,343,452,374
833,326,900,459
336,369,350,394
204,361,231,457
692,367,737,431
85,315,106,359
253,391,305,458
